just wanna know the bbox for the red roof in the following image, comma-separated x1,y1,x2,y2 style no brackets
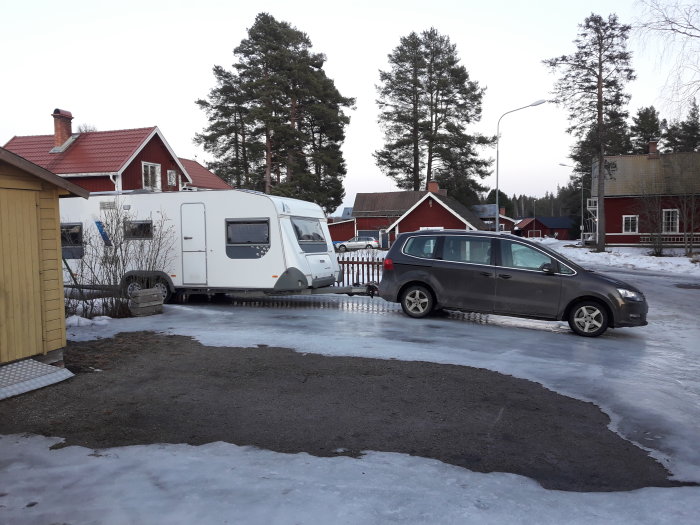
178,158,232,189
4,128,156,175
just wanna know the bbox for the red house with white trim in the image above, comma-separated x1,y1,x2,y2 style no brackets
336,182,486,246
591,141,700,247
4,109,231,193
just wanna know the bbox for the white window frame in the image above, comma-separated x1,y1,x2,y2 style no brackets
622,215,638,234
662,209,679,234
167,169,178,188
142,162,161,191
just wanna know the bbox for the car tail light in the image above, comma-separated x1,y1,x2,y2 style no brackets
383,257,394,271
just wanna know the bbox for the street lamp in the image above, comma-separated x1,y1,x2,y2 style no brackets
495,99,547,231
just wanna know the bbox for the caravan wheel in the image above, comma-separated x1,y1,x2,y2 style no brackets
124,278,144,298
153,279,172,303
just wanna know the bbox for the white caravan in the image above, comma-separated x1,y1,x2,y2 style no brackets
59,189,343,300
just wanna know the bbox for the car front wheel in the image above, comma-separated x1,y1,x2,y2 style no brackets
400,285,434,318
568,300,609,337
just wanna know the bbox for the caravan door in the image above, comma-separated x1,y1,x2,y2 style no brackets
181,203,207,285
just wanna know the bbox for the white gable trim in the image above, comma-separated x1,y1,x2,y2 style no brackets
117,127,192,184
386,193,477,232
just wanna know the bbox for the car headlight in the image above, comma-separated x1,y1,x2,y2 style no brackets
617,288,644,302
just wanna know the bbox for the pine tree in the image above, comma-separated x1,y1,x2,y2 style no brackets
375,28,492,202
544,13,635,252
662,99,700,152
196,13,354,213
679,99,700,151
630,106,665,153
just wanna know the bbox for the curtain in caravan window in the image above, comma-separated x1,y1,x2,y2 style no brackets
225,220,270,259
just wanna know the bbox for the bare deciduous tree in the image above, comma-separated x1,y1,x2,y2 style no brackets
64,198,175,318
636,0,700,107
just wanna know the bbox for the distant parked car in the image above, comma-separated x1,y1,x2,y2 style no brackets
335,236,380,252
379,230,648,337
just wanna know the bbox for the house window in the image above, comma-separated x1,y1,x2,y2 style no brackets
60,223,84,259
662,209,679,233
142,162,161,191
124,220,153,239
622,215,638,233
167,170,178,188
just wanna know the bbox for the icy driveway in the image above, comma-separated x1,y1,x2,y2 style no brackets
66,264,700,483
3,259,700,523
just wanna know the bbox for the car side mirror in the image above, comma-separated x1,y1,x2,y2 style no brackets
541,263,556,274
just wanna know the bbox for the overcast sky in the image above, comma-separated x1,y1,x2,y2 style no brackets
1,0,676,212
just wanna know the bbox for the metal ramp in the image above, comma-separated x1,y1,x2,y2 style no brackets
0,359,73,400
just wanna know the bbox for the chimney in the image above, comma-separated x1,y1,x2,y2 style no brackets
52,108,73,148
648,139,659,159
427,181,440,193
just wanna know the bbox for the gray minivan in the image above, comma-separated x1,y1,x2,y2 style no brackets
378,230,648,337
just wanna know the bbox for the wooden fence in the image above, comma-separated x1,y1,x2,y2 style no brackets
335,254,384,286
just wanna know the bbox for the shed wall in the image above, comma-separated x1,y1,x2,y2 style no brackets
0,162,66,363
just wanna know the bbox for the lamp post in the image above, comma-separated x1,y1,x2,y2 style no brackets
495,99,547,231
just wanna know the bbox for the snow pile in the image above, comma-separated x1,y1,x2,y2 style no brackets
65,315,112,327
536,238,700,275
1,434,698,525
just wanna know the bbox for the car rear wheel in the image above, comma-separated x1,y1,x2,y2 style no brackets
400,285,434,318
338,245,347,252
568,300,609,337
365,244,374,249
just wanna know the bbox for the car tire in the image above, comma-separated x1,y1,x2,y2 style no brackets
338,245,347,252
568,300,609,337
365,244,374,249
400,284,434,318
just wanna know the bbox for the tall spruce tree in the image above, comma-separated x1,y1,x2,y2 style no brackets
196,13,354,212
544,13,635,252
630,106,665,153
375,28,492,204
662,99,700,152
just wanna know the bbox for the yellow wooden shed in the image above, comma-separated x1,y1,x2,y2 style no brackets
0,147,88,364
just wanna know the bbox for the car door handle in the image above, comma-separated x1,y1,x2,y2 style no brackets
184,236,193,240
479,272,492,277
498,274,512,279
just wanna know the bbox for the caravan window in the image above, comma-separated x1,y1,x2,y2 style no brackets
60,223,84,259
124,220,153,240
291,217,327,253
225,219,270,259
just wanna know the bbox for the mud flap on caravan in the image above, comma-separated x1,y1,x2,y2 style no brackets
273,268,308,291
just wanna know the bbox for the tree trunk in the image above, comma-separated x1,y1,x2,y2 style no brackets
595,51,606,253
264,126,272,194
412,68,420,191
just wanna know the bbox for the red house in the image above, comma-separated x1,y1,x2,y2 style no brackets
343,183,485,246
4,109,231,193
514,217,575,240
591,142,700,247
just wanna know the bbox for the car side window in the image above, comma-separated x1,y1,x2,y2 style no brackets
500,240,554,270
442,236,492,265
403,236,437,258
